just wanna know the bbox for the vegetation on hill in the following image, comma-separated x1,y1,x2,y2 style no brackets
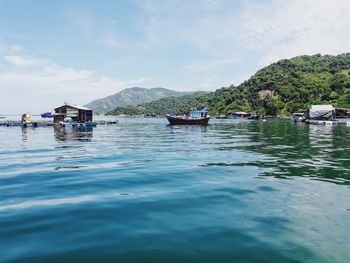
106,92,207,116
108,54,350,116
85,87,190,114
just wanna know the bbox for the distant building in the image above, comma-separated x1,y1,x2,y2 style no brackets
54,104,93,123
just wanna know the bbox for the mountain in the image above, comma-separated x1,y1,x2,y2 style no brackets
85,87,190,114
108,53,350,116
106,92,208,116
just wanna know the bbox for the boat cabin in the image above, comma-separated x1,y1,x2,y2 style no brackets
54,104,93,123
188,108,208,119
232,112,251,118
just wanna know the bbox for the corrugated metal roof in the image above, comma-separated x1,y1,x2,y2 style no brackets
55,104,92,111
310,105,334,111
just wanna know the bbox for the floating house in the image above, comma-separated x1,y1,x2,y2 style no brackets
53,104,93,124
297,104,350,125
305,105,335,120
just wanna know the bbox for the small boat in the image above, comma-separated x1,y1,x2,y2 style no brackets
83,121,97,127
216,115,230,119
292,112,305,122
232,112,251,118
59,117,74,127
166,108,210,125
41,112,54,118
247,115,260,120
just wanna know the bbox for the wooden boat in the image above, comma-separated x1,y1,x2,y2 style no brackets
166,108,210,125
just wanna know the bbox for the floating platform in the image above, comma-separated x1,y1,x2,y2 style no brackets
306,119,350,126
0,120,54,127
0,120,118,127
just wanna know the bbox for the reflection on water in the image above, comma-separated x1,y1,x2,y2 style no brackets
167,124,208,134
54,126,93,142
21,127,34,142
207,120,350,184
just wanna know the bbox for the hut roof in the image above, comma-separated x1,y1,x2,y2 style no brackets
55,104,92,111
310,105,334,111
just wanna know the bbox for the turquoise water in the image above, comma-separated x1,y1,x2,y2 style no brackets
0,118,349,262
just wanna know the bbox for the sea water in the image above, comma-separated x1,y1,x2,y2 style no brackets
0,118,349,262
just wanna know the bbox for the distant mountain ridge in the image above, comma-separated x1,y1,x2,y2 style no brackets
85,87,190,114
106,91,208,116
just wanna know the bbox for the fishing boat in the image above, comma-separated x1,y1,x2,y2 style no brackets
41,112,54,118
166,108,210,125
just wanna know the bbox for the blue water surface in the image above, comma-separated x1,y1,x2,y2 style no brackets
0,118,349,262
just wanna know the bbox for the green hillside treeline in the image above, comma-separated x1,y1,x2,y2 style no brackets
107,54,350,116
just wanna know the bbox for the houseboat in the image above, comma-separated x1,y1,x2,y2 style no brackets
166,108,210,125
303,105,350,125
54,104,96,127
305,105,335,120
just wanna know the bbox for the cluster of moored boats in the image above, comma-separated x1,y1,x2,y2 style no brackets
167,104,350,126
166,109,265,125
3,104,350,128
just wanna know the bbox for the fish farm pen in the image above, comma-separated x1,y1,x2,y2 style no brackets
0,120,118,127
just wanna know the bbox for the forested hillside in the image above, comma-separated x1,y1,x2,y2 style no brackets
107,92,207,116
108,54,350,116
85,87,190,114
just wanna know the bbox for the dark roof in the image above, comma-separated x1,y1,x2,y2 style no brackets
54,104,92,111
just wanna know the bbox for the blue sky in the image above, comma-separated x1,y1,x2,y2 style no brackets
1,0,350,114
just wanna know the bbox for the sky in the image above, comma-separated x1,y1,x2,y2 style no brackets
1,0,350,114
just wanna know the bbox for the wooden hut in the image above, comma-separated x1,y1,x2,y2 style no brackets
54,104,93,123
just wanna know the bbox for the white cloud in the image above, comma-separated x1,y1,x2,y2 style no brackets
0,52,150,114
137,0,240,54
3,55,39,66
238,0,350,65
139,0,350,66
102,35,120,49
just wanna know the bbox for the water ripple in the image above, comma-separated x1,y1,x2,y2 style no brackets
0,119,350,262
